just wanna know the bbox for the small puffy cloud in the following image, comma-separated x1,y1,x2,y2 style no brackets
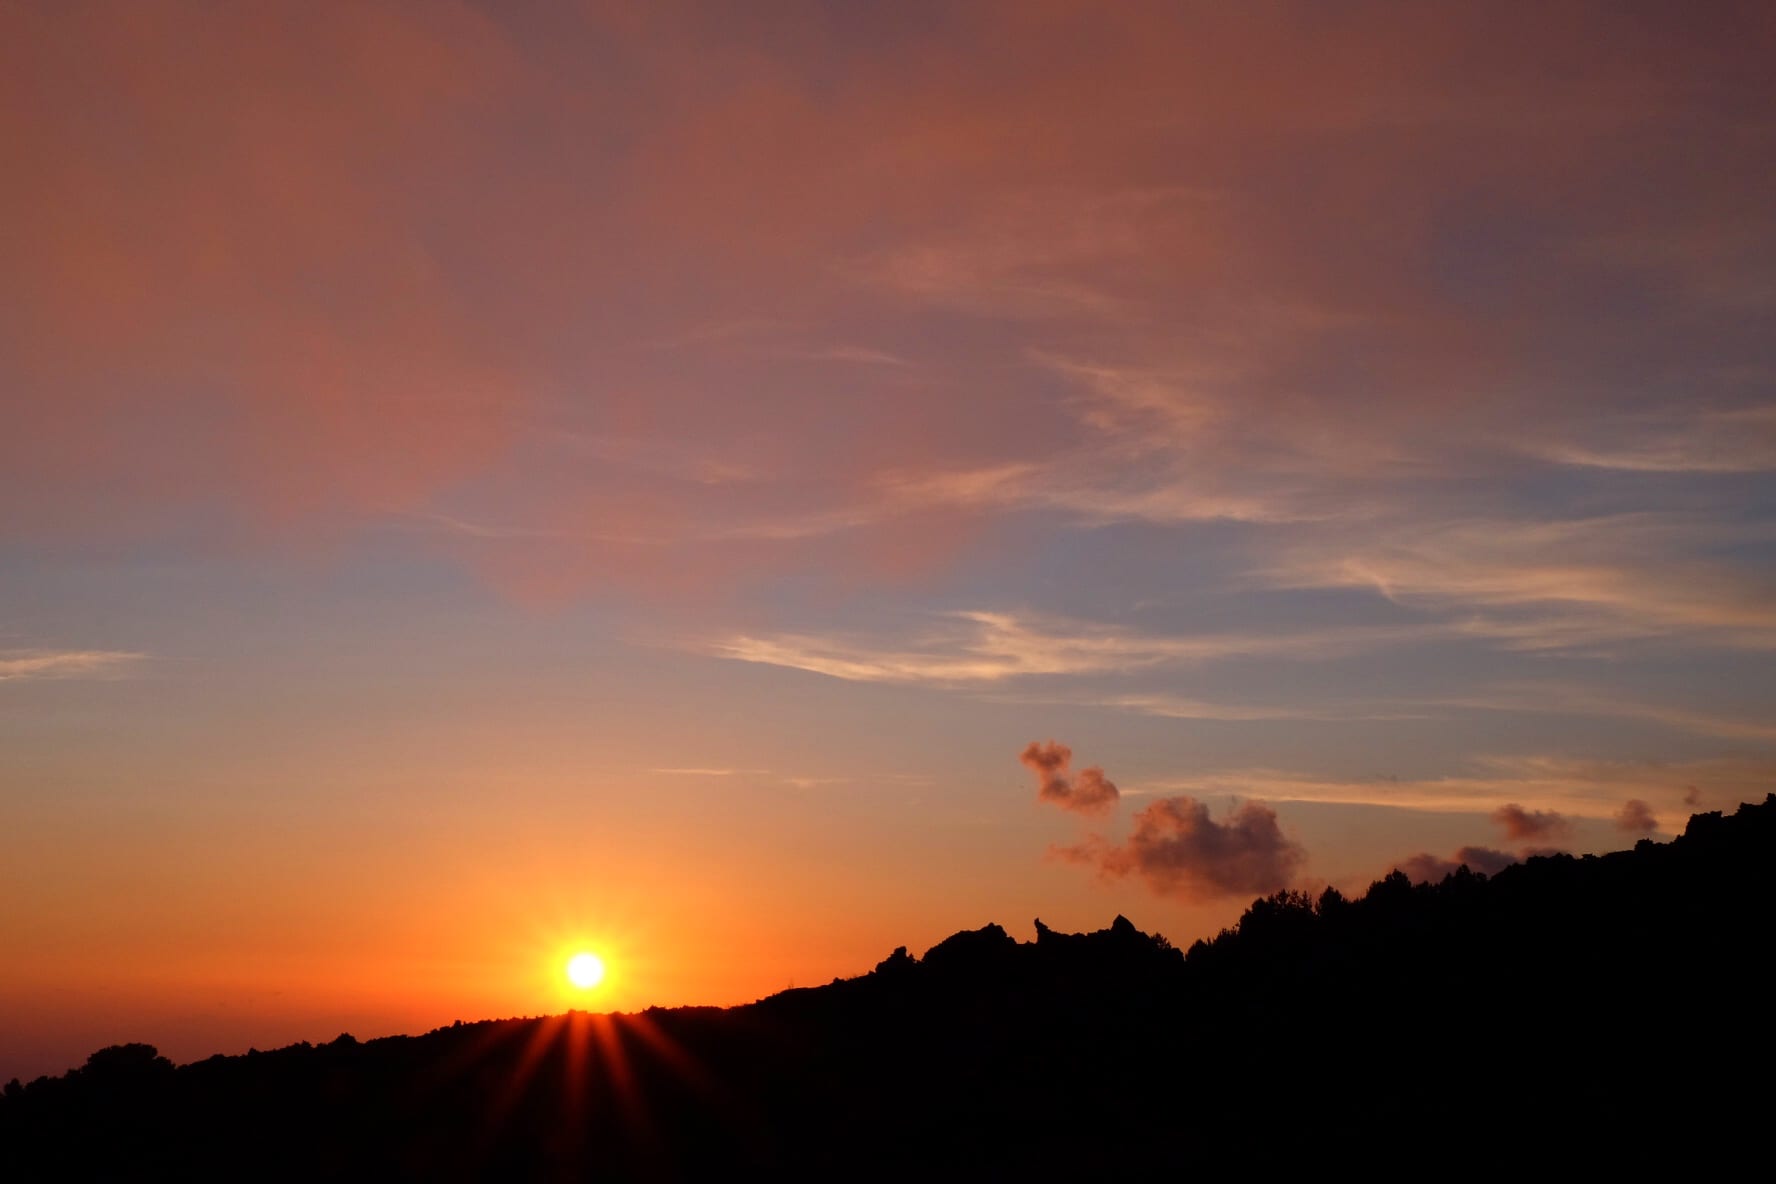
1021,740,1119,815
1056,796,1305,901
1491,803,1573,841
1615,798,1659,835
1020,739,1070,796
1683,786,1703,807
1461,845,1517,875
1070,768,1119,812
1396,845,1518,884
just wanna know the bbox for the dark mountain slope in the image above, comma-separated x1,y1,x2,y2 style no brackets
5,796,1773,1180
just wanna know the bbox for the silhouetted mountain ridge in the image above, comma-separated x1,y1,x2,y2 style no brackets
6,796,1773,1179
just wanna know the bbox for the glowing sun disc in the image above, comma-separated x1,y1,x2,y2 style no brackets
566,952,606,989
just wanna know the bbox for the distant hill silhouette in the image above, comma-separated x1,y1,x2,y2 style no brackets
6,796,1774,1180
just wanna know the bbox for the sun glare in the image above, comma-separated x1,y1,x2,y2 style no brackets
566,951,606,990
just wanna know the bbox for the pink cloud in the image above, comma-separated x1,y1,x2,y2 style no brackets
1021,740,1118,816
1491,804,1573,842
4,2,1771,607
1615,799,1659,836
1057,796,1306,901
1395,846,1519,884
0,2,539,539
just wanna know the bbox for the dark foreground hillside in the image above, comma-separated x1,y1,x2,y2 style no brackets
6,796,1774,1180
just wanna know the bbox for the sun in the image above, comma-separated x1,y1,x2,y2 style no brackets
565,951,606,990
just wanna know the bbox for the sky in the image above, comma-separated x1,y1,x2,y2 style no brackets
4,0,1775,1082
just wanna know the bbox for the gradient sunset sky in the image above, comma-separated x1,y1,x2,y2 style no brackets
5,1,1775,1082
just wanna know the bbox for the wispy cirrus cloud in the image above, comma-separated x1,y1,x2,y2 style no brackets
0,650,145,682
1133,755,1775,820
1517,405,1776,474
767,345,913,367
939,678,1776,742
869,354,1411,530
981,688,1432,724
709,610,1444,685
1423,684,1776,744
1262,514,1776,653
648,767,851,791
1088,694,1405,723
